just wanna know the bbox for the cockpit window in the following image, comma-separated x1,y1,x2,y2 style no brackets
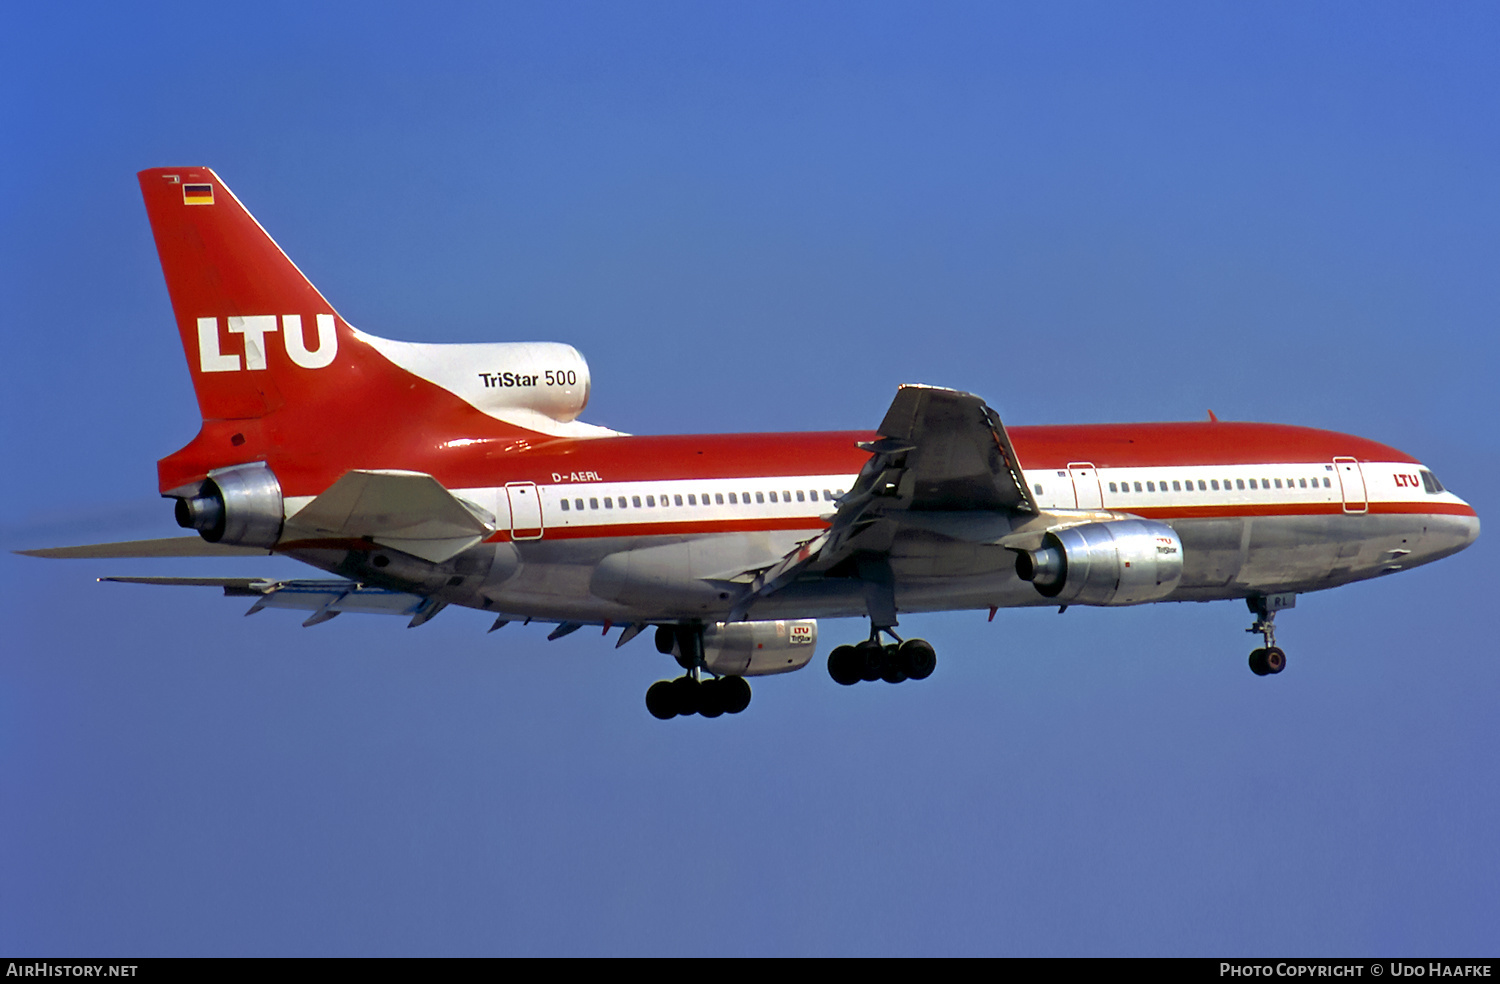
1420,470,1445,494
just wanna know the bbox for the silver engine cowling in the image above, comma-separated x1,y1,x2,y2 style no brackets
174,461,284,548
658,620,819,677
1015,519,1183,606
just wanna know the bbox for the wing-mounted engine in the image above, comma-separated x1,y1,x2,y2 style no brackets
657,620,818,677
1015,519,1183,606
174,461,284,548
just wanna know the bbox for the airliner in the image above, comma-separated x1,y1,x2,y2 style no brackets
22,168,1480,719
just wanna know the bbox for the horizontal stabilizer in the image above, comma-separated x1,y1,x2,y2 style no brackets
18,537,272,559
284,469,494,562
102,575,426,618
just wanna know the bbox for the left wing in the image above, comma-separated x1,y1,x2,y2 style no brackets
731,384,1037,624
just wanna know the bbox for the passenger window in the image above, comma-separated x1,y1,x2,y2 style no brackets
575,498,585,510
560,499,570,511
756,492,765,504
796,491,805,502
632,496,642,507
716,493,724,504
674,494,684,506
728,493,737,504
589,498,599,509
1134,482,1143,493
1323,478,1331,488
1108,482,1118,493
646,495,655,507
1172,480,1181,491
783,490,791,501
1234,479,1244,490
824,490,834,501
1273,479,1282,489
1249,479,1257,490
769,492,778,503
1147,482,1155,492
687,494,696,506
604,497,613,509
1198,480,1206,491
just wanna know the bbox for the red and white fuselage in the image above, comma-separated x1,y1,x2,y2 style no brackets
60,167,1475,674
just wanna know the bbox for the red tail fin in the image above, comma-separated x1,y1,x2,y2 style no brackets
139,168,608,496
138,167,356,422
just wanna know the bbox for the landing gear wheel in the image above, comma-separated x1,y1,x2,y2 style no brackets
1263,646,1286,674
855,640,884,682
1248,648,1269,676
828,645,861,686
899,639,937,680
669,675,700,716
721,676,752,714
880,645,909,684
698,678,726,718
646,680,677,719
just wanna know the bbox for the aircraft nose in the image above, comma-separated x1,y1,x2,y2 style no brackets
1461,512,1480,548
1428,510,1479,562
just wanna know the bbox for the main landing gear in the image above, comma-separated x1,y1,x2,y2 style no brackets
645,624,752,720
1246,596,1288,677
826,627,937,687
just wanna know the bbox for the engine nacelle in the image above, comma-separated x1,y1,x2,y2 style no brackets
657,621,818,677
174,461,284,548
362,338,593,424
704,620,818,676
1015,519,1183,606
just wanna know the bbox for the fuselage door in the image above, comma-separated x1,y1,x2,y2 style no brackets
506,482,544,540
1333,457,1368,514
1067,462,1103,510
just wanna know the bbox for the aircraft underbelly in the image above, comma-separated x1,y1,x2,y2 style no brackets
279,511,1469,625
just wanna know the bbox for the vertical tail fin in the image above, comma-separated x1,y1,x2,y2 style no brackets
138,168,351,422
139,168,613,496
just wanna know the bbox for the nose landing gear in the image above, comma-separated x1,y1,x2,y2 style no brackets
1246,595,1291,676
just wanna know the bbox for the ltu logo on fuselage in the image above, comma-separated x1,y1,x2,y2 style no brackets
196,315,338,372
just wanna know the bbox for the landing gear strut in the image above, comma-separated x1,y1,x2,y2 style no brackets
827,624,937,687
1246,596,1288,676
645,624,752,720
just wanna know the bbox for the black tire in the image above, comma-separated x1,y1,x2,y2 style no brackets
698,678,726,718
900,639,937,680
828,645,861,686
669,676,700,715
1264,646,1286,674
646,680,677,719
880,645,908,684
721,676,752,714
1248,648,1269,676
856,641,884,682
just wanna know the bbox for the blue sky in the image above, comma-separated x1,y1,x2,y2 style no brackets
2,1,1497,956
